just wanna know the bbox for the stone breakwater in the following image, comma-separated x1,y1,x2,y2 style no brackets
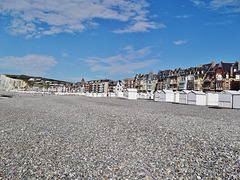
0,92,239,179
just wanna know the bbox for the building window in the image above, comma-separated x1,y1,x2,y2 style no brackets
226,82,229,89
226,74,229,80
217,73,223,81
212,82,215,88
236,75,240,80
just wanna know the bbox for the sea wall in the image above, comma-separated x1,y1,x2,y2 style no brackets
0,75,28,91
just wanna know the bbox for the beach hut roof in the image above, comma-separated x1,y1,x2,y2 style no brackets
190,91,205,95
222,90,240,95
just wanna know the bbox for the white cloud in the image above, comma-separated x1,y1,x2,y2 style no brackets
0,54,57,75
173,40,188,45
113,21,166,34
0,0,164,37
191,0,206,7
175,15,193,19
210,0,240,13
80,46,157,75
191,0,240,13
62,53,68,57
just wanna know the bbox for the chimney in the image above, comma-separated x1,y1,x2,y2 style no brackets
230,65,233,77
211,60,215,67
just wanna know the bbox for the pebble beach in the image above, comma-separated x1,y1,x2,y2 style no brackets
0,91,239,179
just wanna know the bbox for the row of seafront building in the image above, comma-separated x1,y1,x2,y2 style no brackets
0,60,240,94
125,60,240,94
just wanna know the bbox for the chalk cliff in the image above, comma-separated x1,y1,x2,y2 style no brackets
0,74,28,91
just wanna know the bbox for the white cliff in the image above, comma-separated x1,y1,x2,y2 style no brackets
0,75,28,91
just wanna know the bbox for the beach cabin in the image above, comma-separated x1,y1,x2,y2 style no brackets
174,91,180,103
206,92,219,106
159,90,174,102
187,91,206,106
219,90,240,108
179,90,191,104
116,91,124,98
109,92,116,97
124,88,138,100
154,91,161,101
92,93,98,97
233,91,240,109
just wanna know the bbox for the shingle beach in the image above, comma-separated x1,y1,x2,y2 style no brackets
0,91,239,179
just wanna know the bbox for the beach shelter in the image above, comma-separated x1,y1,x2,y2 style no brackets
123,88,138,100
233,91,240,109
187,91,206,106
179,90,191,104
219,90,240,108
154,91,161,101
206,92,219,106
174,91,180,103
159,90,174,102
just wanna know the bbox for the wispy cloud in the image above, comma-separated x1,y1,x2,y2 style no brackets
173,40,188,45
175,15,193,19
62,53,68,57
210,0,240,13
191,0,206,7
0,0,164,38
0,54,57,75
80,46,157,75
113,21,166,34
204,20,234,26
191,0,240,13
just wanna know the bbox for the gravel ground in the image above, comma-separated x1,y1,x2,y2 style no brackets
0,91,239,179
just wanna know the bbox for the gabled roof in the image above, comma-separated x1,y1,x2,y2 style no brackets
220,61,234,73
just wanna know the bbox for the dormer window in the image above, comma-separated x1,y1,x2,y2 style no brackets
226,74,229,80
236,75,240,80
217,73,223,81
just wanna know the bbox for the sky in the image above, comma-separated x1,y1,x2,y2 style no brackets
0,0,240,82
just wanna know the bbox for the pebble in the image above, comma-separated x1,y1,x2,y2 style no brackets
0,90,239,179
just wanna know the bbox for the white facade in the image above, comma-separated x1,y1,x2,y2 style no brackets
109,92,116,97
233,91,240,109
174,91,180,103
206,93,219,106
187,91,206,106
179,90,191,104
115,91,124,98
159,90,174,102
124,88,138,100
154,91,161,101
219,90,240,108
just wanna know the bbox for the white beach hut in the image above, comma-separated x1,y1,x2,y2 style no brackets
187,91,206,106
174,91,180,103
116,91,124,98
92,93,98,97
154,91,161,101
179,90,191,104
109,92,116,97
219,90,240,108
233,91,240,109
159,90,174,102
206,92,219,106
124,88,138,100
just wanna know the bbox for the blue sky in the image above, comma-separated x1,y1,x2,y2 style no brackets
0,0,240,82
